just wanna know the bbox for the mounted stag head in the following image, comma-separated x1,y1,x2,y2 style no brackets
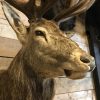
2,0,95,79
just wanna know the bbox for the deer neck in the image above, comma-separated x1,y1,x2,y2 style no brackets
8,49,55,100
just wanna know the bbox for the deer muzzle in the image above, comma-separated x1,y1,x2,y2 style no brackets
63,49,96,79
80,55,95,72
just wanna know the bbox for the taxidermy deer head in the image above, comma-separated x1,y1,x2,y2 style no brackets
1,0,95,79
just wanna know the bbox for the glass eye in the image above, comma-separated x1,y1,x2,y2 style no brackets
34,30,47,41
35,30,45,37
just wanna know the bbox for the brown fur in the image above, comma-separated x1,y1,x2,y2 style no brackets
0,19,95,100
0,51,54,100
0,1,95,100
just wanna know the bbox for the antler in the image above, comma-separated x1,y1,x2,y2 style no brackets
3,0,95,22
37,0,57,18
4,0,58,20
54,0,95,22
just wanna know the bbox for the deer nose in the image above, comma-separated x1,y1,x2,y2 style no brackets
89,59,96,72
80,55,95,72
80,55,90,64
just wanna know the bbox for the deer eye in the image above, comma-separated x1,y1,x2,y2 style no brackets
35,30,45,37
34,30,47,41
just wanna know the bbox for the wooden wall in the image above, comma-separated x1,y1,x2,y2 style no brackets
0,1,96,100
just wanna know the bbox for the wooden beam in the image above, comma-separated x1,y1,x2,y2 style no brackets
0,36,21,57
54,90,96,100
0,57,12,70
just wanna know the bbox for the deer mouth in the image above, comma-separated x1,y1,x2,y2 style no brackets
64,69,72,77
64,69,87,79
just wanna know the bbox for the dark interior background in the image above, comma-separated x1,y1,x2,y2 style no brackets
86,0,100,100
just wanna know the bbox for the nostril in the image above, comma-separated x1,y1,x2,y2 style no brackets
80,56,90,63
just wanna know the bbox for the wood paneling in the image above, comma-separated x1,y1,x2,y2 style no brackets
55,77,94,94
0,57,12,70
54,90,96,100
0,19,17,39
0,37,21,57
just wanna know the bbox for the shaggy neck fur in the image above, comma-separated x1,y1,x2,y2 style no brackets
0,50,54,100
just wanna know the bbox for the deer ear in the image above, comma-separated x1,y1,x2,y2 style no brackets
2,1,27,44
